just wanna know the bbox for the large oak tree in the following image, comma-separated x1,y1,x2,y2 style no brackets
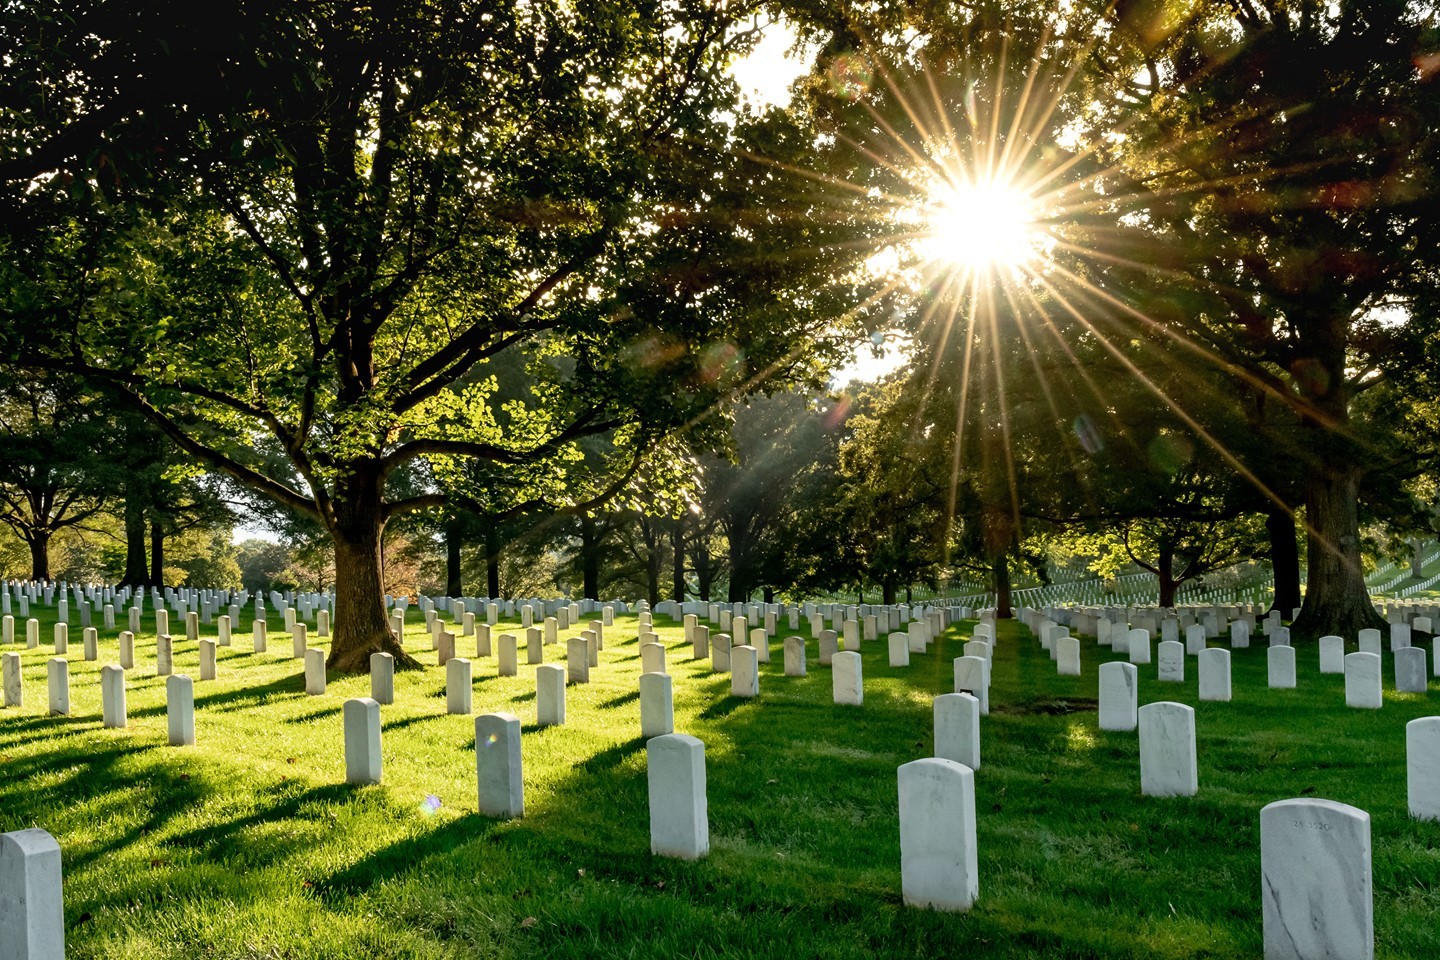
1,2,879,669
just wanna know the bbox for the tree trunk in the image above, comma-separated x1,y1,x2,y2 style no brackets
882,578,896,605
580,513,599,600
485,525,501,599
1267,506,1302,616
1157,541,1177,609
149,518,165,587
763,586,774,603
694,526,713,602
1411,538,1425,580
26,531,50,581
1293,464,1384,635
642,518,661,609
445,517,463,597
326,473,418,673
121,488,149,586
670,518,685,602
992,550,1012,619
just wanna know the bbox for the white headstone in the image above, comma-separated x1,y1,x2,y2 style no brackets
1139,701,1197,797
1185,623,1206,656
167,674,196,746
1230,620,1250,648
640,641,666,675
898,757,978,912
1318,636,1345,674
566,637,589,684
475,712,524,818
1260,798,1372,960
253,620,267,653
198,638,217,681
1268,645,1297,689
888,632,910,667
1056,636,1081,676
46,658,68,717
1407,716,1440,821
304,648,326,695
446,657,473,714
1395,646,1427,693
1127,628,1151,665
498,633,518,677
0,827,65,960
630,719,704,868
1345,652,1382,709
1357,628,1382,657
1157,640,1185,682
1198,647,1232,702
934,693,980,770
711,632,731,672
832,650,863,705
370,652,394,704
953,655,988,715
343,698,382,785
782,636,806,676
731,645,759,698
639,671,674,738
100,663,126,729
1098,661,1138,731
2,652,22,707
536,664,566,727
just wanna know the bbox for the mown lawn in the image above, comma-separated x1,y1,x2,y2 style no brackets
1,604,1437,958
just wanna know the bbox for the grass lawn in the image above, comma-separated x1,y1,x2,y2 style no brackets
2,603,1438,958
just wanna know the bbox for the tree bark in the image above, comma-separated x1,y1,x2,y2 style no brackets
992,550,1012,619
670,517,685,602
149,518,165,587
325,471,418,672
26,532,50,581
882,578,896,605
1412,538,1425,580
485,525,501,599
693,519,712,602
1267,506,1302,616
1157,541,1177,609
1293,463,1384,635
445,517,463,597
580,513,599,600
121,486,149,586
640,517,661,608
762,586,774,604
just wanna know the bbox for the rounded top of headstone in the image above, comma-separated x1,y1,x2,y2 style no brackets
1259,796,1369,825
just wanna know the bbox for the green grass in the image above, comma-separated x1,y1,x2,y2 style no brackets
2,604,1438,958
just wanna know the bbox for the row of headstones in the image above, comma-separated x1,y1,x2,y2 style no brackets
1094,658,1440,817
0,612,347,714
1040,617,1434,698
899,753,1422,960
1,599,973,733
0,716,711,959
2,613,321,671
877,680,1408,960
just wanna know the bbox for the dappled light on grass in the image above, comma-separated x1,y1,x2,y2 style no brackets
4,609,1440,956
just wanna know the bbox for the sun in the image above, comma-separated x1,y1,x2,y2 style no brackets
921,180,1041,272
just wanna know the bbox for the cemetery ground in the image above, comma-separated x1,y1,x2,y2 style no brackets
2,609,1438,959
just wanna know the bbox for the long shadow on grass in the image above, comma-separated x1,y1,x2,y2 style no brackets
310,812,502,904
190,672,310,712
